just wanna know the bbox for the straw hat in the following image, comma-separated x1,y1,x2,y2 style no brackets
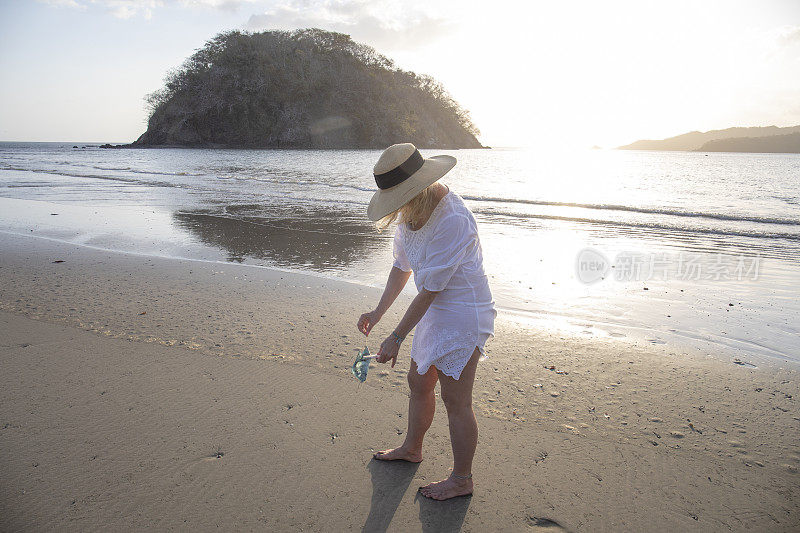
367,143,456,221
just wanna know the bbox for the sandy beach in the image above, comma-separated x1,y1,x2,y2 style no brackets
3,0,800,529
0,230,797,531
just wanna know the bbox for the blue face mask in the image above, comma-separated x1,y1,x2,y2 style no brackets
352,346,372,382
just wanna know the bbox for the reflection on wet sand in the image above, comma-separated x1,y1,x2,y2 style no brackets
172,203,387,270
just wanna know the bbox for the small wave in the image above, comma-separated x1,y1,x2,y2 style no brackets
7,183,63,188
461,194,800,226
212,173,375,194
126,168,205,177
772,195,800,207
92,165,132,171
0,165,181,188
316,182,375,193
3,162,204,178
471,208,800,242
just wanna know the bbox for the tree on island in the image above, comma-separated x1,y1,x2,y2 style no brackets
135,29,483,149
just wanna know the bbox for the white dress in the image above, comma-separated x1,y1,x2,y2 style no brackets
392,190,496,380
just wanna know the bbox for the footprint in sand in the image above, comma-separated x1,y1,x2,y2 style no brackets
728,440,749,454
181,451,227,473
196,450,225,463
527,516,567,531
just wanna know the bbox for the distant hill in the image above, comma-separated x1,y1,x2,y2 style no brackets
696,132,800,153
618,125,800,152
134,29,483,149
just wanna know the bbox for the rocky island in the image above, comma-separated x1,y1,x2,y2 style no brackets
618,125,800,153
695,131,800,153
132,29,483,149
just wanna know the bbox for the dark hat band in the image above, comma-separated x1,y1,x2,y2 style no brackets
374,149,424,190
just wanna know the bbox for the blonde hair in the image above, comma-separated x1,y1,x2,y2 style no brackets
377,184,439,229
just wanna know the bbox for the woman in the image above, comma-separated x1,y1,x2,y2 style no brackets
357,143,496,501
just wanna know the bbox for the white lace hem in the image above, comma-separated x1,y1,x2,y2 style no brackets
413,332,491,380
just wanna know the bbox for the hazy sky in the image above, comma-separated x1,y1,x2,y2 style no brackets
1,0,799,147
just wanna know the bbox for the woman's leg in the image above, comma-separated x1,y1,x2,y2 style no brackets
419,347,481,500
374,358,438,462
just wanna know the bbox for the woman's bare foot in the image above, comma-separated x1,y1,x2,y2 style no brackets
419,475,473,500
372,446,422,463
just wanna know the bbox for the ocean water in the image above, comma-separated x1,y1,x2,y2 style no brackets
1,142,798,364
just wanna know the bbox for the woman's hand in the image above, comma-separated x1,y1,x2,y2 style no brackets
376,336,400,367
357,310,382,336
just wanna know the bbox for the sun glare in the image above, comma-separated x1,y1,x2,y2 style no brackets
384,0,800,149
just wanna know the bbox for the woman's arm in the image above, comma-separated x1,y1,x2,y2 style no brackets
375,266,413,318
357,266,412,336
393,289,437,339
375,288,438,367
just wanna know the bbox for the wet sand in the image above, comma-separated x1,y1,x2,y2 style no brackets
0,231,798,531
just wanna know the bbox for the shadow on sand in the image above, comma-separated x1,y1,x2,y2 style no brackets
414,490,471,533
362,458,419,532
361,457,471,532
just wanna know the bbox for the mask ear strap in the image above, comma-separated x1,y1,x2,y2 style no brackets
359,345,378,360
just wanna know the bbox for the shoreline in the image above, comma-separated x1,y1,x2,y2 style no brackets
0,214,800,369
2,223,794,370
1,231,798,531
1,205,797,369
